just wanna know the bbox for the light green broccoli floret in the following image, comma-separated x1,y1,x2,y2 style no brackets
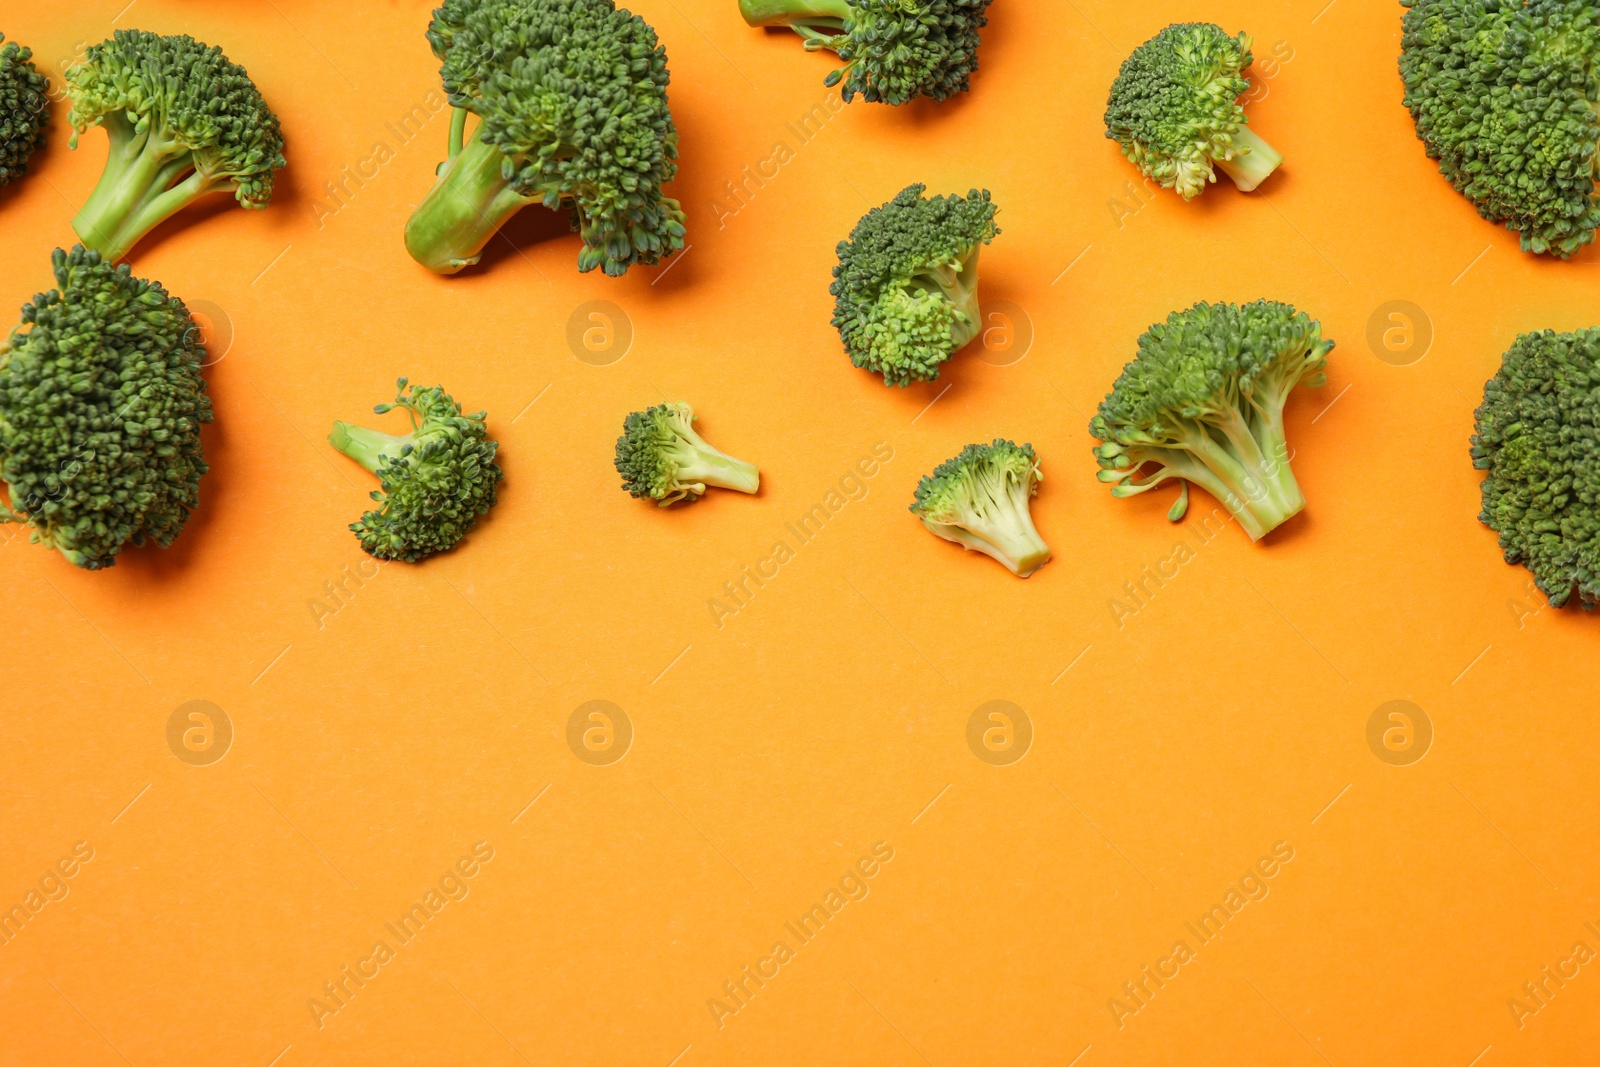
910,439,1050,577
614,401,759,506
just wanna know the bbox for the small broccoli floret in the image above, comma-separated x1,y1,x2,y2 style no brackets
329,379,502,562
614,402,759,506
910,439,1050,577
0,32,49,187
1400,0,1600,257
1471,328,1600,608
64,30,285,262
0,247,213,569
1090,300,1331,542
738,0,991,104
831,184,999,387
405,0,687,276
1104,23,1283,200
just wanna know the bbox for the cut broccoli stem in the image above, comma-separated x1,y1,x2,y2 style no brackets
674,446,761,495
447,107,468,162
1185,413,1303,539
739,0,853,29
1213,126,1283,192
912,244,984,351
405,127,536,274
328,421,411,474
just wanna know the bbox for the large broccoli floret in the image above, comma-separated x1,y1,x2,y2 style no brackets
831,184,999,387
1471,328,1600,608
738,0,992,104
1399,0,1600,257
329,380,502,562
0,247,213,570
405,0,687,276
0,32,49,187
910,439,1051,577
64,30,286,262
1090,300,1331,542
614,401,760,506
1104,23,1283,200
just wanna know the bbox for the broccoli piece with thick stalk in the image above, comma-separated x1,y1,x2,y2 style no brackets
0,32,49,187
738,0,992,104
615,402,759,506
831,184,999,387
0,247,213,569
1091,300,1331,542
329,380,502,562
64,30,286,262
910,439,1050,577
405,0,687,276
1104,23,1283,200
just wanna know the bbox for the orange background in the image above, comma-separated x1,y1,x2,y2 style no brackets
2,0,1599,1064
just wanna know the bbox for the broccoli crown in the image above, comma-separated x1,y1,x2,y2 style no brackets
827,0,993,104
614,401,760,506
910,439,1051,577
1471,328,1600,607
1400,0,1600,257
0,247,212,570
329,380,502,563
0,32,49,186
830,183,999,388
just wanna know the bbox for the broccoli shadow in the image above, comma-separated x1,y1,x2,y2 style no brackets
468,203,585,276
117,157,306,263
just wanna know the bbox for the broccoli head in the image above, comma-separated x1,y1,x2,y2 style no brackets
0,247,213,570
614,402,759,506
1090,300,1331,542
1471,328,1600,608
1400,0,1600,257
0,32,49,187
64,30,285,263
738,0,992,105
329,380,502,562
910,439,1050,577
1104,23,1283,200
831,183,999,387
405,0,687,276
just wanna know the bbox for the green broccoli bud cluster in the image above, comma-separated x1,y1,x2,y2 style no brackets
614,401,760,506
831,183,999,388
1104,22,1283,200
0,247,213,570
910,439,1050,577
0,32,49,187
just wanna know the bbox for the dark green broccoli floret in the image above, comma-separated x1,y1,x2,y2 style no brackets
0,32,49,187
1471,328,1600,607
405,0,687,276
614,402,759,506
329,380,502,562
738,0,991,104
910,439,1050,577
831,184,999,387
1104,23,1282,200
1400,0,1600,257
0,247,213,570
1090,300,1331,542
64,30,286,262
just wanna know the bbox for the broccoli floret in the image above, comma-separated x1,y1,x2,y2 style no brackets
738,0,992,104
1104,23,1283,200
831,184,999,387
1471,328,1600,608
405,0,687,276
64,30,286,262
0,32,49,187
910,439,1050,577
1400,0,1600,257
614,402,759,506
1090,300,1331,542
328,379,502,562
0,247,213,570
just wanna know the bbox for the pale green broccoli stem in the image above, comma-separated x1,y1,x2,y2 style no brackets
329,422,412,474
1213,126,1283,192
739,0,852,29
448,107,468,161
1179,411,1303,540
912,244,985,350
405,126,536,274
674,441,760,495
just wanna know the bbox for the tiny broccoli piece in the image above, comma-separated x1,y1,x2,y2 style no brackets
405,0,687,276
329,379,502,562
738,0,992,105
831,183,999,387
1090,300,1331,542
0,246,213,570
910,439,1050,577
614,402,759,506
0,32,49,187
1471,328,1600,608
64,30,285,262
1400,0,1600,257
1104,22,1282,200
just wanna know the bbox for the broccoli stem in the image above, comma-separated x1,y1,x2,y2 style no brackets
678,448,761,495
1187,414,1303,540
448,107,467,162
915,245,985,351
329,422,412,474
1213,126,1283,192
739,0,853,27
405,126,535,274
